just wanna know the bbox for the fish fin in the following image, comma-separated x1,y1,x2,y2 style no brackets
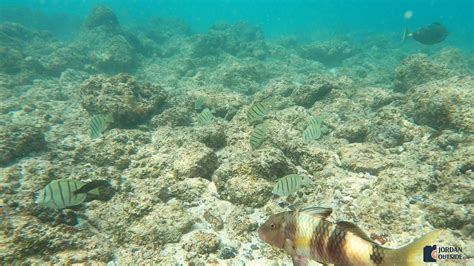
299,206,332,219
87,188,100,196
336,221,375,243
291,255,308,266
73,180,110,195
386,230,443,266
403,28,411,41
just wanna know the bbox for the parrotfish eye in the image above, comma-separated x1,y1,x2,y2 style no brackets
270,222,276,229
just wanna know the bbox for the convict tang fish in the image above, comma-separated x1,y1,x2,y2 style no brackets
258,206,441,266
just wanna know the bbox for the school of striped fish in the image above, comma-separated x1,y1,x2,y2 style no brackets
37,98,327,212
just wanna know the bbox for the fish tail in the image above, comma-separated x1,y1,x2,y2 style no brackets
403,28,411,41
74,180,110,195
385,230,442,266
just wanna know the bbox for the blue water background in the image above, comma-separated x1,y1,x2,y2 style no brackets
1,0,473,49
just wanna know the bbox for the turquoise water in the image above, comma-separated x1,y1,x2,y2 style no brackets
1,0,473,47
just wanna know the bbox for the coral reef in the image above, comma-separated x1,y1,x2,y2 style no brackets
82,5,120,31
192,22,268,59
403,76,474,132
0,124,45,165
291,74,340,107
1,4,472,265
80,73,168,126
298,40,355,66
392,53,450,92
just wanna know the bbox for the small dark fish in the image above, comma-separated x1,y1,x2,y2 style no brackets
403,22,448,45
258,206,442,266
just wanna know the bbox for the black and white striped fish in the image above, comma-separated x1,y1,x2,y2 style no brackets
247,99,274,123
194,95,207,111
272,174,311,196
34,179,109,209
197,108,214,125
250,123,268,149
303,117,323,142
89,113,114,139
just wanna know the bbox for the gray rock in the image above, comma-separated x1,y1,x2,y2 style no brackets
403,76,474,132
218,246,238,259
80,74,167,127
339,143,393,175
128,203,195,245
0,124,45,165
291,75,337,107
392,53,449,92
173,141,219,180
182,231,220,254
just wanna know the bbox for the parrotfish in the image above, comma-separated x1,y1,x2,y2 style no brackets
258,206,441,266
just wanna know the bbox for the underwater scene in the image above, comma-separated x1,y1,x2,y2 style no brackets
1,0,473,265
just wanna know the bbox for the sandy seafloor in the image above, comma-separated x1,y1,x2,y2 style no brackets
1,5,473,265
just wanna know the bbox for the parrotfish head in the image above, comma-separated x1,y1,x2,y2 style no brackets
258,213,287,249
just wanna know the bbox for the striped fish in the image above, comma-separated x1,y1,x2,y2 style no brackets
194,95,207,111
250,123,268,149
247,99,273,123
258,206,442,266
197,108,214,125
34,179,108,209
303,117,323,142
272,174,311,196
89,113,114,139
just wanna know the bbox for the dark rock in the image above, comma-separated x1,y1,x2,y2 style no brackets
291,75,336,107
83,5,119,31
334,120,369,143
298,40,355,66
218,246,238,260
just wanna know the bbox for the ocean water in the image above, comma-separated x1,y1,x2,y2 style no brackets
1,0,473,265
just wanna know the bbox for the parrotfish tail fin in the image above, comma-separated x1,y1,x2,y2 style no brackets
403,28,410,41
74,180,110,195
386,230,442,266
